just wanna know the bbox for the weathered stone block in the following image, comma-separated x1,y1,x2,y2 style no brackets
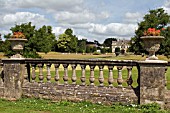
2,59,25,100
138,60,167,108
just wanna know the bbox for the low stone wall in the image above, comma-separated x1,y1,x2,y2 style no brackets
1,58,170,109
22,83,138,105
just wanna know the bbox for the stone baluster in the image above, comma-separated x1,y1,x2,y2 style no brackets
126,66,133,86
38,63,44,83
63,64,69,85
31,63,36,82
71,64,77,85
98,65,104,86
0,63,3,86
80,64,86,86
117,66,123,86
108,65,114,87
46,63,51,83
54,64,60,85
89,65,95,86
165,67,168,88
23,64,29,83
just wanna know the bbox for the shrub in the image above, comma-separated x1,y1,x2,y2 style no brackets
115,47,120,56
93,51,101,55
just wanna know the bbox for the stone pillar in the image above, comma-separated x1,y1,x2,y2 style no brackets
2,59,25,100
138,60,167,108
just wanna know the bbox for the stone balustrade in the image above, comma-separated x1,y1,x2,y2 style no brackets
24,59,137,87
0,58,169,108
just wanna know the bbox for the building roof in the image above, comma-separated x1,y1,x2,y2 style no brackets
112,39,130,46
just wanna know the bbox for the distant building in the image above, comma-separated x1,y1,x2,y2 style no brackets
112,39,130,53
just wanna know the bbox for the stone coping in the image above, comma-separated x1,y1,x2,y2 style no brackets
138,60,168,63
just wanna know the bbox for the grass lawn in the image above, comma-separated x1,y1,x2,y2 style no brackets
1,52,169,61
38,52,170,61
39,52,114,59
0,52,5,59
0,98,168,113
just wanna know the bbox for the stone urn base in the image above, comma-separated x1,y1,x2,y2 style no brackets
141,36,164,60
10,54,25,59
8,38,27,59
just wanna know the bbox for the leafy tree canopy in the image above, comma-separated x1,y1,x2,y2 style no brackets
103,38,117,47
57,28,78,52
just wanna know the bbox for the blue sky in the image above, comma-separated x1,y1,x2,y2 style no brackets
0,0,169,43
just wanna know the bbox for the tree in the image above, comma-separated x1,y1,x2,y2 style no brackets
101,48,106,54
57,33,71,52
128,8,170,54
103,38,117,47
3,22,56,58
158,26,170,57
0,34,3,52
34,25,56,53
77,39,86,53
86,46,93,53
57,28,78,53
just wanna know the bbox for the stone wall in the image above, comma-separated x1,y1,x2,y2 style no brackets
22,83,138,105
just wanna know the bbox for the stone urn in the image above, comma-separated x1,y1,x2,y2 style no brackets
141,36,164,60
8,38,27,58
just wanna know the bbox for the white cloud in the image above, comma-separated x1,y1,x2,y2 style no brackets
54,10,110,25
6,0,84,12
163,7,170,15
77,35,88,40
97,11,110,19
52,27,66,36
0,30,10,35
0,30,11,40
162,0,170,15
55,22,138,40
124,12,143,23
0,12,48,27
164,0,170,8
89,23,138,37
54,10,95,24
59,23,92,29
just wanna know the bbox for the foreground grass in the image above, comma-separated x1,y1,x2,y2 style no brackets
0,98,168,113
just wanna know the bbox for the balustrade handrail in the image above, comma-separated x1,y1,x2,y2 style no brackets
24,58,138,66
1,58,170,67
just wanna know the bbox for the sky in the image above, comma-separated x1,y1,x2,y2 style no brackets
0,0,170,43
